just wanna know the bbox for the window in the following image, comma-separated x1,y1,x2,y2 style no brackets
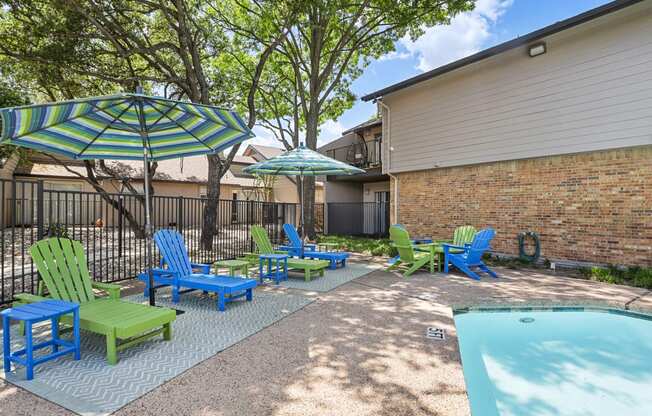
375,191,389,203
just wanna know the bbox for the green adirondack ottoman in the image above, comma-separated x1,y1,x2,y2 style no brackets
15,238,176,364
428,225,477,271
250,226,329,282
387,225,436,276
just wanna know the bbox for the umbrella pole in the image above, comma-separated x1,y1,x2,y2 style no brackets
135,90,156,307
299,175,304,239
143,148,156,306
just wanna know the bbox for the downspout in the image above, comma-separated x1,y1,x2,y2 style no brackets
376,99,398,223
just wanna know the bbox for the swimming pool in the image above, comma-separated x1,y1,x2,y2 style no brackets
454,306,652,416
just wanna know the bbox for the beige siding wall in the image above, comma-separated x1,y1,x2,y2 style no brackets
383,2,652,173
324,181,362,203
271,176,299,203
362,181,390,203
103,179,202,198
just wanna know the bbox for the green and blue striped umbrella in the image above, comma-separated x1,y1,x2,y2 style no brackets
0,92,254,307
0,93,254,160
243,144,364,176
244,144,363,237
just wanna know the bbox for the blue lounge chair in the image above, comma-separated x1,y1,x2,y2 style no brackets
280,224,349,269
443,228,498,280
142,230,257,311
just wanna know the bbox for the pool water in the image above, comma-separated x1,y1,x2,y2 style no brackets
454,308,652,416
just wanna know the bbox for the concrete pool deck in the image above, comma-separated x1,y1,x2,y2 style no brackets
1,263,650,416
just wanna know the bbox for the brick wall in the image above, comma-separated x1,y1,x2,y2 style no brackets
396,146,652,266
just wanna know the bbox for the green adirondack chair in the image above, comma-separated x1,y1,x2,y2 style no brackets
429,225,477,271
15,238,176,365
387,225,436,276
250,226,329,282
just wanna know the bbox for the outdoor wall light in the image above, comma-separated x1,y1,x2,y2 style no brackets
528,42,546,57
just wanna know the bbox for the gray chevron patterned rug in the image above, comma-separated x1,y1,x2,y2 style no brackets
279,262,383,292
1,289,313,415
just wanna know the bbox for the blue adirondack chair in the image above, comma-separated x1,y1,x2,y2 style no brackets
144,230,258,311
443,228,498,280
280,224,350,269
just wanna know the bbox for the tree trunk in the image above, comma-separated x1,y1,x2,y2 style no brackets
201,154,221,250
83,182,147,238
302,105,319,239
302,176,316,239
115,197,147,239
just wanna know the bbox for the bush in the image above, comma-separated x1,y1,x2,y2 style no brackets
316,235,396,257
588,266,624,285
46,223,70,239
583,265,652,289
631,267,652,289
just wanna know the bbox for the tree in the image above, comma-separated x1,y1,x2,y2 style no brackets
0,0,296,249
0,75,30,159
223,0,474,238
241,173,277,202
0,53,160,236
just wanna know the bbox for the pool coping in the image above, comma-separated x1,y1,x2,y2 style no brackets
452,298,652,319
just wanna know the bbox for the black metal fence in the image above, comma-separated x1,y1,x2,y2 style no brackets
0,179,325,305
326,202,390,237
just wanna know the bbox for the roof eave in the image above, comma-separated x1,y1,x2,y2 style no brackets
342,119,382,135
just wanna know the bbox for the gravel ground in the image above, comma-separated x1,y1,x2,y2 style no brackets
0,261,650,416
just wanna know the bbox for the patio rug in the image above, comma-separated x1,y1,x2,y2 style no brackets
279,262,382,292
0,288,313,416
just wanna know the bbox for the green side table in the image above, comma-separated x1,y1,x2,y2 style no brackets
214,259,250,277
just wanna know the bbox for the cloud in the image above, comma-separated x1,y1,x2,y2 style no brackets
377,50,412,62
237,120,345,153
401,0,513,72
318,119,345,147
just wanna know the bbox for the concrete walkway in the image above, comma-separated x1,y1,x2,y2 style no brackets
1,265,650,416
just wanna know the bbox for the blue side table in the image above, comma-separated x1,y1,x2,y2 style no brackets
259,254,289,284
2,300,80,380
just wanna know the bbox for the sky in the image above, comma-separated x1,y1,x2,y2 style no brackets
249,0,613,150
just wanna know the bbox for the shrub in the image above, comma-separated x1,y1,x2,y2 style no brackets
46,223,70,239
316,235,396,257
588,266,623,285
631,267,652,289
584,265,652,289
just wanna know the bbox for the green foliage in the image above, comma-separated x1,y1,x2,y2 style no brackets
220,0,475,237
0,3,122,101
0,78,30,159
46,223,70,239
632,268,652,289
317,235,396,257
582,265,652,289
0,79,28,108
239,0,475,149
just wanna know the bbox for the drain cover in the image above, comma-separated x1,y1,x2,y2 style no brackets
519,317,535,323
426,327,446,340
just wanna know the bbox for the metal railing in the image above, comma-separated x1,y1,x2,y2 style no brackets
324,137,382,169
326,202,389,237
0,179,324,305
